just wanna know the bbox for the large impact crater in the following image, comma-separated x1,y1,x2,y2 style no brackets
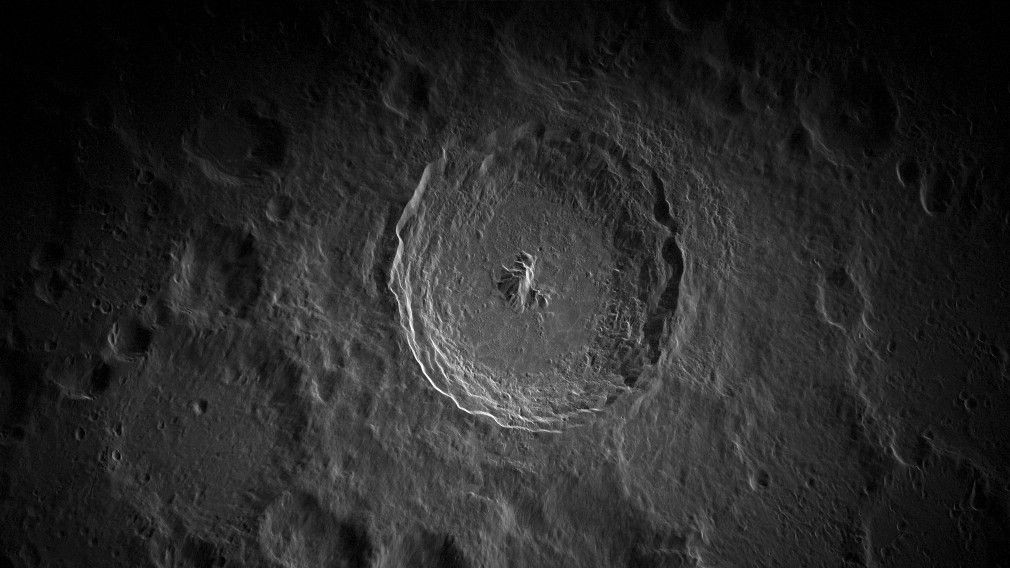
390,123,683,431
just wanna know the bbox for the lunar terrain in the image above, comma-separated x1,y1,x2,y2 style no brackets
2,2,1010,567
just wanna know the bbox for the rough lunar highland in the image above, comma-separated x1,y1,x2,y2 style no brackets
1,2,1009,568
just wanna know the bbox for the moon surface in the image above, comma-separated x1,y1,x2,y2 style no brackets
1,2,1009,568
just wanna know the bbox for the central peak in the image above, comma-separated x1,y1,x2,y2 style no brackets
496,252,549,313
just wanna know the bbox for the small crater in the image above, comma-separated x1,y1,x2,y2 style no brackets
614,223,647,257
336,522,374,568
30,242,66,271
399,529,470,568
222,234,263,317
960,166,988,221
171,223,264,321
805,62,897,160
347,340,388,384
259,492,373,568
920,166,955,216
714,76,747,117
188,99,289,183
817,266,864,331
782,125,811,160
626,529,691,568
896,156,921,188
109,317,154,358
89,361,113,395
33,270,69,305
46,352,113,398
135,167,155,185
192,399,209,415
13,543,41,568
181,535,228,568
236,102,287,169
265,194,294,223
383,62,434,118
968,480,988,511
83,96,115,130
618,355,646,388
